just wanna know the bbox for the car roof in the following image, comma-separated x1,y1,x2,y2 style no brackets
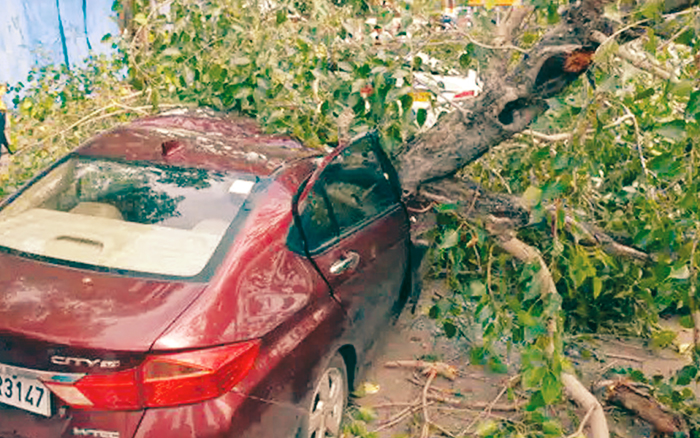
76,108,320,175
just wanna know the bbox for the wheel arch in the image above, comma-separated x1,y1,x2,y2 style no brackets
337,344,357,391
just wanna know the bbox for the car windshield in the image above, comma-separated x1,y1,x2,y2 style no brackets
0,157,257,278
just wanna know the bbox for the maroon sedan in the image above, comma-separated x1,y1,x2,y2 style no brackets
0,109,412,438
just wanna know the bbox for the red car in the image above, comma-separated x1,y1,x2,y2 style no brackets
0,109,412,438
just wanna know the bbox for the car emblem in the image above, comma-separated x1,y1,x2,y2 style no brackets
72,428,120,438
50,356,120,368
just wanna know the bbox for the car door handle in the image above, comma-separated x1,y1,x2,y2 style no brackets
329,251,360,275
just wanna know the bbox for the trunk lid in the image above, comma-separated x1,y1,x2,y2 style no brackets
0,252,206,370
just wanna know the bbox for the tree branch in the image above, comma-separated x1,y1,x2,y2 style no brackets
591,31,675,81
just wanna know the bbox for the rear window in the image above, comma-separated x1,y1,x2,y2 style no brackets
0,157,257,277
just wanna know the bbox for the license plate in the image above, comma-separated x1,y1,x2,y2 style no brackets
0,363,51,417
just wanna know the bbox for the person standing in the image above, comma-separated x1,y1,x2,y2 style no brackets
0,84,12,158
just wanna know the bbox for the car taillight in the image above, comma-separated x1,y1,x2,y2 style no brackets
43,341,260,410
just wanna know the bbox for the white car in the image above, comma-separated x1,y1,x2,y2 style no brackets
410,70,482,128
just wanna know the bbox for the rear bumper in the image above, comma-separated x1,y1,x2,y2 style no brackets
0,392,301,438
0,404,143,438
133,391,301,438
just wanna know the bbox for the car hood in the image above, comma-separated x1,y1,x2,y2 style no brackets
0,252,207,351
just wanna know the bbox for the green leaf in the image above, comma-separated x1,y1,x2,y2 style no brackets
668,265,690,280
633,87,655,101
687,90,700,116
670,80,693,97
675,365,697,386
231,56,251,66
677,28,695,45
133,12,148,26
399,93,413,111
443,321,457,338
459,53,471,69
412,56,423,70
546,2,559,24
592,276,603,299
652,330,676,348
354,406,377,421
439,229,459,249
161,48,182,58
680,315,694,329
522,31,538,45
542,420,564,435
429,305,440,319
528,391,546,409
416,108,427,127
655,121,687,142
476,420,498,436
469,280,487,297
435,203,457,212
521,185,542,208
541,373,560,404
640,0,663,18
522,366,546,388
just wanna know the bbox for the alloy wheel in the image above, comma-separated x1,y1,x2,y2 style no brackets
307,364,346,438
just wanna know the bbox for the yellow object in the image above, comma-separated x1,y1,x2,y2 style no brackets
0,85,7,111
410,91,432,102
354,382,380,397
467,0,520,5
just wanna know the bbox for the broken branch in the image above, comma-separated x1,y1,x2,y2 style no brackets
384,360,458,380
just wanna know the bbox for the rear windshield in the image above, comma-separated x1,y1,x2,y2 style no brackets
0,157,257,277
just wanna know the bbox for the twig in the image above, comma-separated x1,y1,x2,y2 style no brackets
658,24,691,51
522,130,573,142
520,114,634,143
493,5,535,47
545,205,652,262
431,421,457,437
407,202,435,214
603,113,633,130
57,97,136,136
421,370,437,438
427,394,525,411
407,376,470,396
385,360,458,380
458,375,519,436
591,31,675,82
565,405,596,438
605,352,644,363
461,32,530,54
602,17,653,44
619,103,653,184
372,402,422,432
371,401,417,408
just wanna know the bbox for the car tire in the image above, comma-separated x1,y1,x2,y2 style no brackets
299,352,348,438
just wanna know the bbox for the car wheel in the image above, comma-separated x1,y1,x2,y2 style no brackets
305,353,348,438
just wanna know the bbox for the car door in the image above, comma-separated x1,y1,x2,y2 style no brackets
289,133,410,352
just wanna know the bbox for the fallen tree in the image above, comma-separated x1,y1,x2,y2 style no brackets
3,0,699,436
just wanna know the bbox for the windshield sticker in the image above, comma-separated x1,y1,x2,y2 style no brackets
229,180,255,194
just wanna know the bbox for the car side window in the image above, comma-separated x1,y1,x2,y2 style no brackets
320,138,397,235
289,135,399,254
289,186,338,253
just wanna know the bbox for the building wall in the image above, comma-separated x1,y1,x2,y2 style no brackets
0,0,118,86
